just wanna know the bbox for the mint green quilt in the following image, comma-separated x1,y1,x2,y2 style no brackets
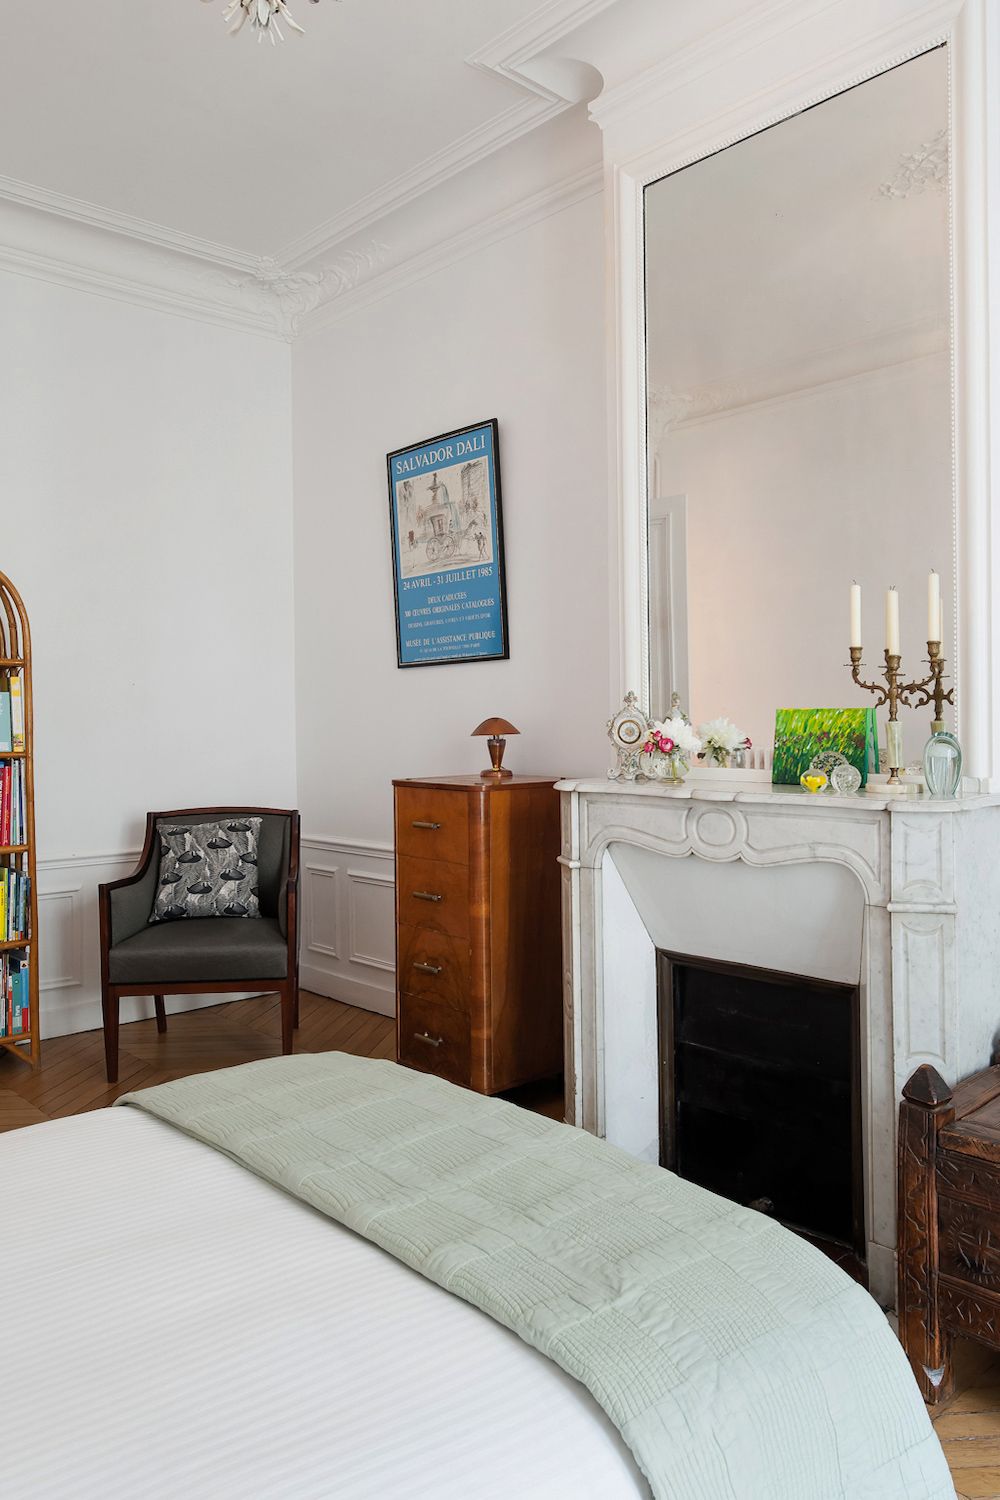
117,1053,954,1500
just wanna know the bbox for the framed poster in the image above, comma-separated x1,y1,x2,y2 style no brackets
387,419,508,668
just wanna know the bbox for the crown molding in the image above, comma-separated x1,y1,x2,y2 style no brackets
589,0,960,136
0,0,610,338
0,237,281,339
468,0,618,78
275,0,614,270
296,162,602,339
273,96,565,273
648,315,949,436
589,0,842,132
0,172,257,272
210,241,390,338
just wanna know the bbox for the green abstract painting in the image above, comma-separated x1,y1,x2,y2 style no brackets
772,707,878,786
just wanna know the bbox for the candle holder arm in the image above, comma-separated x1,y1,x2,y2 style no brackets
899,643,955,719
848,648,890,707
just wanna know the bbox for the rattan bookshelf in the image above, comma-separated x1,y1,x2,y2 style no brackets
0,572,39,1067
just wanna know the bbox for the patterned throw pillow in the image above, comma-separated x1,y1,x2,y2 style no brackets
149,818,262,923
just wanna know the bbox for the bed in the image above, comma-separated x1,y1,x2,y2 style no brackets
2,1053,955,1500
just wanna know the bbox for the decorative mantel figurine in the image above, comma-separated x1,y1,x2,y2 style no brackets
607,692,650,781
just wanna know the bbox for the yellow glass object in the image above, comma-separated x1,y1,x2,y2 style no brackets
799,772,828,794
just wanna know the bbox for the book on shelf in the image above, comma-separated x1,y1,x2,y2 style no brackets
0,867,30,942
10,672,24,752
0,949,29,1038
0,761,25,845
0,680,10,754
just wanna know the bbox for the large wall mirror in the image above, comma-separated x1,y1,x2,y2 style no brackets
644,46,952,765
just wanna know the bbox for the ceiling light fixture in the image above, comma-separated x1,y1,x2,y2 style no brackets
203,0,326,45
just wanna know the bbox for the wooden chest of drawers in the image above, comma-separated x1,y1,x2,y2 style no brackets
898,1059,1000,1404
393,775,562,1094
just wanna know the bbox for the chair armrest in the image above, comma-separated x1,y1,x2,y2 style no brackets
99,841,159,948
277,813,300,942
278,874,298,942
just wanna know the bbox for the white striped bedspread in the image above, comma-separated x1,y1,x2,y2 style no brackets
2,1107,646,1499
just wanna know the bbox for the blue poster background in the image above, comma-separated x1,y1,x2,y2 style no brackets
389,421,506,666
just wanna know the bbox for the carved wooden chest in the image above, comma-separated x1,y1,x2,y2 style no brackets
898,1060,1000,1404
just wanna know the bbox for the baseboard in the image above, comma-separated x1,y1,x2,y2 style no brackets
43,987,260,1040
300,964,395,1018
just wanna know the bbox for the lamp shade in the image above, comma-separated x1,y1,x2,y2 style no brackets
471,717,519,737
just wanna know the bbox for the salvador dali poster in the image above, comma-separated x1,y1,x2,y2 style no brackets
387,419,509,668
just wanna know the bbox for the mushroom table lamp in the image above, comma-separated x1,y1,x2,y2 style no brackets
471,717,520,779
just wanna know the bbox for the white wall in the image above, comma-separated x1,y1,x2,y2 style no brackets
0,271,296,1035
292,191,609,1005
656,354,953,764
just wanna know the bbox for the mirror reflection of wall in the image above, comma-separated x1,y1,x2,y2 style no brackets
645,47,952,765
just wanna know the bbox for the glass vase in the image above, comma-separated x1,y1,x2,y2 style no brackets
923,729,962,799
640,751,688,785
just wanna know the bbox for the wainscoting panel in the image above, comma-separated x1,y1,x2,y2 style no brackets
37,851,136,1039
301,837,396,1017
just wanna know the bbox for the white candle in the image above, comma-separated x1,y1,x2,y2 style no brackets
885,588,900,656
849,582,862,648
928,570,942,642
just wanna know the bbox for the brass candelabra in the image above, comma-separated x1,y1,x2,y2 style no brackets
848,642,955,785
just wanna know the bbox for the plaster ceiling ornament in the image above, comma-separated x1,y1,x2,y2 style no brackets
209,240,388,335
203,0,330,46
879,128,949,199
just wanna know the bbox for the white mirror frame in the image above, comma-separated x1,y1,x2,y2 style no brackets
593,0,1000,786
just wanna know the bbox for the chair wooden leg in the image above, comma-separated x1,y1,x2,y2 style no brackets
154,995,167,1034
102,985,120,1085
293,976,300,1030
280,985,295,1056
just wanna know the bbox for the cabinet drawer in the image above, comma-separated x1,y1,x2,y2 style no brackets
396,855,470,939
939,1195,1000,1295
395,789,469,865
398,924,469,1003
398,991,471,1086
937,1149,1000,1207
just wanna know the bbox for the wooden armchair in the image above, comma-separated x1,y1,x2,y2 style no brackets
98,806,299,1084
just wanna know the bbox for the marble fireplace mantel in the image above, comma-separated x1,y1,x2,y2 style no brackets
557,774,1000,1303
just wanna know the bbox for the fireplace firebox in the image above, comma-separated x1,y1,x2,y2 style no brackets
657,951,865,1274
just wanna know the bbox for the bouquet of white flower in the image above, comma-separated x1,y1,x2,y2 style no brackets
699,716,749,767
640,714,703,784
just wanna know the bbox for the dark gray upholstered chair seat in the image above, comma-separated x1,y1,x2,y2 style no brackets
108,916,288,985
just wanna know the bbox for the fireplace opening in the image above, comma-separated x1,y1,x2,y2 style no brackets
658,951,865,1272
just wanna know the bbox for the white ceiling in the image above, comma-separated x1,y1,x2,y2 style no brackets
0,0,563,259
645,46,950,400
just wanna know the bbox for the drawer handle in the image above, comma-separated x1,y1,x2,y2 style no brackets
414,961,443,975
412,890,443,903
411,820,441,830
415,1031,444,1048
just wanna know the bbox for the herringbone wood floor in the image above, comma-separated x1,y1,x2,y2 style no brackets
0,993,994,1495
0,990,397,1132
930,1343,1000,1500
